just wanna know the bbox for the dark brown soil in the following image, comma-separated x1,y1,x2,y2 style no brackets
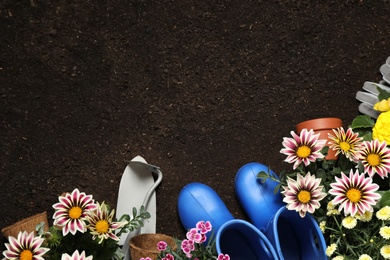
1,0,390,249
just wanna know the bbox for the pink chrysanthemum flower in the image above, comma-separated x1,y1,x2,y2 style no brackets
61,250,93,260
181,239,195,257
328,127,363,160
218,254,231,260
162,254,174,260
329,169,381,216
157,241,168,251
196,220,212,234
53,188,98,236
357,139,390,178
86,201,126,243
186,228,202,243
281,172,327,217
280,129,327,169
2,231,49,260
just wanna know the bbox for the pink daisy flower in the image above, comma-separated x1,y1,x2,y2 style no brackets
61,250,93,260
328,127,363,160
329,169,381,216
280,129,327,169
357,139,390,178
281,172,327,217
53,188,97,235
86,201,126,243
2,231,49,260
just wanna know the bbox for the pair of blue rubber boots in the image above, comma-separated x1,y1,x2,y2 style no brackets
178,162,327,260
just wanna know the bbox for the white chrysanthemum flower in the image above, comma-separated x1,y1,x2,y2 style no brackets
381,245,390,259
319,221,326,233
342,216,357,229
357,211,373,222
377,206,390,221
358,254,372,260
380,226,390,239
326,243,337,257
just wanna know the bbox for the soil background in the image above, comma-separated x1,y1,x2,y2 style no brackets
1,0,390,253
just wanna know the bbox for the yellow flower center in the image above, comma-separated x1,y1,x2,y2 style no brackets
297,190,311,204
69,206,83,219
339,141,351,152
346,188,362,203
367,153,380,167
95,219,109,234
296,145,311,158
20,249,33,260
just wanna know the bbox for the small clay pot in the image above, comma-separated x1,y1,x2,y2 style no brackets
129,233,177,260
296,118,342,160
1,212,49,239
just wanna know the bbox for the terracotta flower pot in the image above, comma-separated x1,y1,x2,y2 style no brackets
129,233,177,260
1,212,49,239
296,118,342,160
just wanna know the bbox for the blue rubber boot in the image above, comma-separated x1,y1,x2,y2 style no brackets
235,162,327,260
235,162,285,230
265,207,327,260
178,182,279,260
216,219,278,260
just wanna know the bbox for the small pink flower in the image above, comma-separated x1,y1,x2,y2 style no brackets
162,254,175,260
157,240,167,251
186,228,202,243
217,253,230,260
196,220,212,234
199,233,207,243
181,239,195,254
140,258,152,260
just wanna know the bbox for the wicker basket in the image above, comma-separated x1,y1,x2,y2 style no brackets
129,233,177,260
1,212,49,239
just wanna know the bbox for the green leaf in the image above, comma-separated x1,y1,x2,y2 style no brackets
257,171,269,179
378,86,390,101
380,190,390,207
351,115,375,129
273,184,281,194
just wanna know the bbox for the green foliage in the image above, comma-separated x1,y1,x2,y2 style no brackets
350,115,375,141
378,86,390,101
379,190,390,208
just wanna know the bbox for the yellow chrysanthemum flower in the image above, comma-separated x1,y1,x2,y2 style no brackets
381,226,390,239
377,206,390,221
373,110,390,144
332,256,344,260
326,243,337,257
374,98,390,112
342,216,357,229
381,244,390,259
